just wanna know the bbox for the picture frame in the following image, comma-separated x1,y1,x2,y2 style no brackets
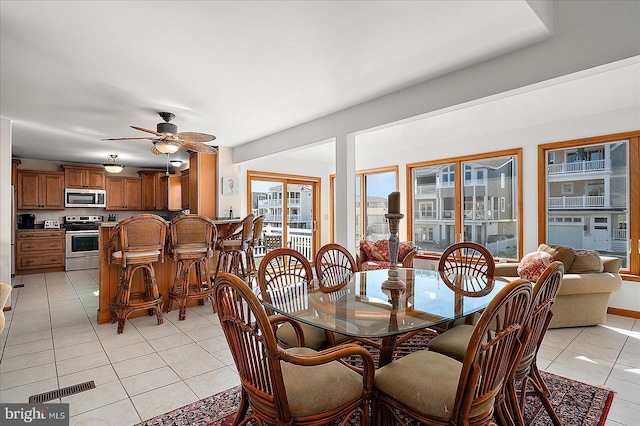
222,176,238,194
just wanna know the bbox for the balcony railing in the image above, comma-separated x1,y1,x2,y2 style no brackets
264,214,304,222
463,209,500,220
614,228,627,240
547,159,606,175
258,198,302,207
253,228,313,260
548,195,605,209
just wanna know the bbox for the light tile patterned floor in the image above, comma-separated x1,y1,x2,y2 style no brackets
1,270,638,425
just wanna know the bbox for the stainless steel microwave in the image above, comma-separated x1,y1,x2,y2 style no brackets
64,189,106,208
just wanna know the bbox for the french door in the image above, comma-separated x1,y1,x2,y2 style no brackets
248,171,320,264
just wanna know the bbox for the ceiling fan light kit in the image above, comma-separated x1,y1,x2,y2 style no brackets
104,111,218,156
103,154,125,173
169,160,183,167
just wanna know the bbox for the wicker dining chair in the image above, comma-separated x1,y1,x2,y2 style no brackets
426,262,564,426
374,278,532,426
436,241,496,329
258,248,331,350
214,272,375,426
314,243,358,290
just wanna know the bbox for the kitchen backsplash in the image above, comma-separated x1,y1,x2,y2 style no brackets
18,208,179,225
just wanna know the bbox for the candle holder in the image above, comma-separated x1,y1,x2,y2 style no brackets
381,212,405,290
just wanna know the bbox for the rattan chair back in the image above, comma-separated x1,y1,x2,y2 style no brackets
314,243,357,290
108,214,168,267
454,278,532,424
438,242,496,296
257,248,314,315
169,214,217,259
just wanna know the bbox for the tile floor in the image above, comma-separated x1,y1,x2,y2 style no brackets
1,269,639,425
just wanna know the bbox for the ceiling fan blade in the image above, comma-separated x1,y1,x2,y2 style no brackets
177,132,216,143
131,126,162,136
182,141,218,154
102,137,156,141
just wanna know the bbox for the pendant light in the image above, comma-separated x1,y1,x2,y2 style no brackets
103,154,125,173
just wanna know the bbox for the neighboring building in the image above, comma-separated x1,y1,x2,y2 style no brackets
546,143,628,260
412,157,518,258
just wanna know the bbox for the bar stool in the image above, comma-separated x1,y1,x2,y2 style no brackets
246,215,264,285
167,214,217,320
215,214,254,282
106,214,168,334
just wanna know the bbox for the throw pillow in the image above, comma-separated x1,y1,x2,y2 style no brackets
538,243,576,271
518,251,554,282
398,241,415,261
371,240,391,261
360,240,374,259
568,250,604,273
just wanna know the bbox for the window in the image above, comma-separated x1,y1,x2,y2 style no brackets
330,166,398,245
539,131,640,276
408,150,521,259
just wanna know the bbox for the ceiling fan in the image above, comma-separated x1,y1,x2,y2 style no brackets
104,112,217,155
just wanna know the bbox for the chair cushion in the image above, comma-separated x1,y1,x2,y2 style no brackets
276,320,329,350
517,251,554,282
112,250,161,259
538,243,575,272
375,350,462,419
281,347,364,417
568,250,604,274
426,324,474,362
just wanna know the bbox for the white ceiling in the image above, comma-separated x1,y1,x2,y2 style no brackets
0,0,552,168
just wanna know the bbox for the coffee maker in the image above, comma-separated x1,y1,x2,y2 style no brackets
17,213,36,229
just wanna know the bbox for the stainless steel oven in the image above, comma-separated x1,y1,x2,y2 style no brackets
64,215,102,271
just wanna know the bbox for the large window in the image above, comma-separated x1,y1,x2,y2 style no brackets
408,150,521,259
330,166,398,244
539,131,640,277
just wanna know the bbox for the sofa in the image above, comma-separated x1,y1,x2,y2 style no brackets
495,244,622,328
357,239,416,271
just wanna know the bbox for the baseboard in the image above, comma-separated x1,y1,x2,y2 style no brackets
607,307,640,319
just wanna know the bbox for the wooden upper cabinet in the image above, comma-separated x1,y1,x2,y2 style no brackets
17,170,65,210
138,170,181,211
63,165,106,189
180,169,189,210
106,177,141,210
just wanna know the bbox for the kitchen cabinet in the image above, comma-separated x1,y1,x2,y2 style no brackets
17,170,65,210
63,165,106,189
139,171,166,210
106,177,142,210
180,169,189,209
138,171,181,211
16,230,65,274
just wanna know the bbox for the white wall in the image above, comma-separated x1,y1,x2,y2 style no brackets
0,118,12,291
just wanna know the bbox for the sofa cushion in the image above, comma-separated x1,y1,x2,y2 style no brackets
568,250,604,274
538,243,575,271
517,251,554,282
398,241,414,260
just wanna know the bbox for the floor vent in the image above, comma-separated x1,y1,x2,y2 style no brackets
13,284,24,288
29,380,95,403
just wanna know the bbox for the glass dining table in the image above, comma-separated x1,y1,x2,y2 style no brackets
258,268,509,366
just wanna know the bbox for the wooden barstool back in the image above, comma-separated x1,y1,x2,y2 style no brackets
215,213,255,281
106,214,168,333
246,215,264,285
167,214,218,320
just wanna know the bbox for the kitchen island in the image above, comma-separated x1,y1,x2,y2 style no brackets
97,218,242,324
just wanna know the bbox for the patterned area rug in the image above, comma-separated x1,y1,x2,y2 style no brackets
137,370,613,426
